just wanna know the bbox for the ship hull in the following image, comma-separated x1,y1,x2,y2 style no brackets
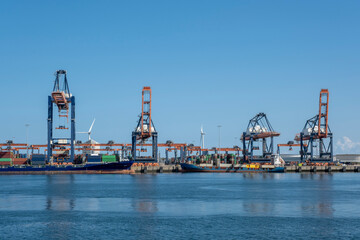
0,161,134,174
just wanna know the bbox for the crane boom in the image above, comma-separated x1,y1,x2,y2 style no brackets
318,89,329,138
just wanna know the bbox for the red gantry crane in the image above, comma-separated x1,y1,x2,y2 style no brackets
131,87,158,162
296,89,333,162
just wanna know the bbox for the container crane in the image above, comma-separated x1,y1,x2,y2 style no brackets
47,70,75,163
296,89,333,162
241,113,280,162
131,87,158,162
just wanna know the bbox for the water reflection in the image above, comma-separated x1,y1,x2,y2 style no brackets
44,175,76,240
134,200,158,213
243,202,275,215
299,173,334,218
242,173,257,179
45,175,76,211
241,173,281,180
131,175,158,214
299,172,334,180
130,175,159,240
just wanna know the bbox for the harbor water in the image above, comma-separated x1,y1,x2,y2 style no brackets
1,173,360,239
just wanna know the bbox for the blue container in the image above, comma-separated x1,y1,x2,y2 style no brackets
31,154,46,165
31,161,45,165
87,155,102,163
32,154,46,160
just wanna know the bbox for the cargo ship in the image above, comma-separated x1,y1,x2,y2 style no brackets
0,161,134,174
0,152,134,174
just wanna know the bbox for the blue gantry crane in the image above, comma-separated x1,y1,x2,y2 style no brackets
241,113,280,162
47,70,76,163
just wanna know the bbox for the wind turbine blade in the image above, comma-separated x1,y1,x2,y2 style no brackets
77,132,88,134
89,118,96,133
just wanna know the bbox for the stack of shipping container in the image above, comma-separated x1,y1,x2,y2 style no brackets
13,153,28,165
86,154,118,163
0,152,12,166
31,154,46,165
87,155,102,163
101,155,117,163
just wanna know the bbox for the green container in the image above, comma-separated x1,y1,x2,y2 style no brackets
102,155,117,163
103,159,117,163
0,158,11,162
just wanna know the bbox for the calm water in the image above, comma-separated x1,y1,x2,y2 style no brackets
0,173,360,239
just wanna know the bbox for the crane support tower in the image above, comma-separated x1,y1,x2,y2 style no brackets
297,89,333,162
131,87,158,162
47,70,75,163
241,113,280,162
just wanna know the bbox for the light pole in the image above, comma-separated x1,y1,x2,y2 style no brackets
25,124,30,157
217,125,222,151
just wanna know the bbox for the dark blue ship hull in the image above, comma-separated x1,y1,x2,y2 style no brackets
0,161,134,174
181,163,285,173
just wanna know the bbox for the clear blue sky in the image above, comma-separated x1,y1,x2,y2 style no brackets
0,0,359,154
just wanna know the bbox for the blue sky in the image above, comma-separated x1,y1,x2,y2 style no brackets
0,0,359,154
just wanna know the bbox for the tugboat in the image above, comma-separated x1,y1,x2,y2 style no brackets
181,154,285,173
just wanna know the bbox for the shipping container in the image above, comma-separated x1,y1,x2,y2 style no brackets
31,154,46,165
87,159,101,163
103,160,117,163
31,161,46,165
87,155,102,163
0,158,12,162
0,162,11,166
102,155,117,163
0,152,12,158
12,158,28,165
31,154,46,160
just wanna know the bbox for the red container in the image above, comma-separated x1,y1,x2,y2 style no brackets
0,161,11,166
12,158,27,165
0,152,11,158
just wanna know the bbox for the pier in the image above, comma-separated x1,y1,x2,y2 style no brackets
131,164,360,174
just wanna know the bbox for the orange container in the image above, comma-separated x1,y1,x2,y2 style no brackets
12,158,28,165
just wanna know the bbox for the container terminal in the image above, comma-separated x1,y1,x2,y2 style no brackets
0,70,359,174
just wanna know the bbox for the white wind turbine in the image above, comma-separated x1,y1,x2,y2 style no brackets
77,119,96,141
200,125,205,149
